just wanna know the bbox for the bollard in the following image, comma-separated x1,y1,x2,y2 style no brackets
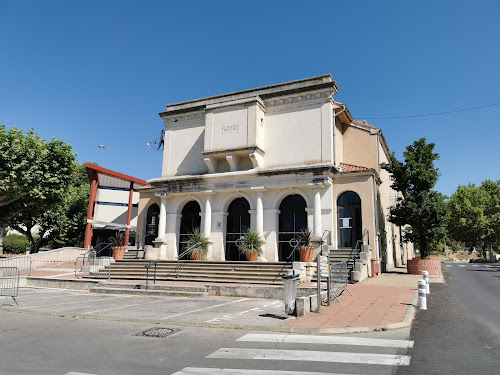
418,279,427,310
422,270,430,294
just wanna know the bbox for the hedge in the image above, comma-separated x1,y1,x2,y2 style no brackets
2,234,29,254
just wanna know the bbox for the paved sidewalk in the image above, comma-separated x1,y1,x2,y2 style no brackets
288,266,443,333
21,264,440,333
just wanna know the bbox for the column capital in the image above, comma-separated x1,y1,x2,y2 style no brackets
251,186,268,192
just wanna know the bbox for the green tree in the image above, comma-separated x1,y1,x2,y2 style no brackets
448,180,500,258
0,124,79,252
382,138,447,259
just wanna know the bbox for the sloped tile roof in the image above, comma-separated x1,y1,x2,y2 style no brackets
339,163,369,172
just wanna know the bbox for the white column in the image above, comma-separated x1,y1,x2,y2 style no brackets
204,194,212,237
314,188,322,237
158,196,167,239
256,191,264,236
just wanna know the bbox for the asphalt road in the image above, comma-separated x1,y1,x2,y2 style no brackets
0,310,414,375
1,287,292,331
396,263,500,375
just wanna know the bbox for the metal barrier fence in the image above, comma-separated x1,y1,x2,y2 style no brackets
0,256,32,276
0,267,20,306
74,256,112,280
329,261,352,303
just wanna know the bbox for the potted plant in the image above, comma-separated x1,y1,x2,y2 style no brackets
298,228,314,262
237,229,264,261
108,232,126,260
185,228,210,260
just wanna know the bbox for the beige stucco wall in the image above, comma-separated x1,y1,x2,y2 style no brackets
341,126,378,171
161,122,207,177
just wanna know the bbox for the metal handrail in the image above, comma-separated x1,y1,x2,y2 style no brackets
145,261,158,290
175,242,201,279
273,238,303,282
74,256,111,280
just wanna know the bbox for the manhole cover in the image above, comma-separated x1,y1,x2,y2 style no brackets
134,327,180,338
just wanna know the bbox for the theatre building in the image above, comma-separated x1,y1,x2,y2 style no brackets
136,75,412,281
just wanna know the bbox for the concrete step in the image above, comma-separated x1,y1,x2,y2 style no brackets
101,259,293,285
105,271,287,282
94,282,207,293
90,287,206,298
108,267,290,275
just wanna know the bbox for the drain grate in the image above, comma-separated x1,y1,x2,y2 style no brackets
134,327,180,338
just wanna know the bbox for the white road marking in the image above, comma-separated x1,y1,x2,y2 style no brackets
207,348,411,366
445,265,452,267
206,301,283,323
17,295,129,309
81,298,172,314
171,368,353,375
160,298,249,320
65,372,99,375
15,293,86,301
237,333,414,348
458,265,466,268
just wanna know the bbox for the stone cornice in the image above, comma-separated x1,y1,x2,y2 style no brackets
201,146,265,157
148,164,338,195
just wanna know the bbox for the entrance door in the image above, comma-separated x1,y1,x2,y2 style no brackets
225,198,250,261
278,194,307,261
144,204,160,247
178,201,201,259
337,191,362,248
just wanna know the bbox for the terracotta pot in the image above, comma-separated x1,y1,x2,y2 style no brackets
191,251,202,260
300,246,314,262
246,252,259,262
112,247,126,260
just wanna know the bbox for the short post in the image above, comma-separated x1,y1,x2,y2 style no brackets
317,251,321,313
422,270,430,294
418,279,427,310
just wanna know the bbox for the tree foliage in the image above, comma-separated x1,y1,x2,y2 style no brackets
448,180,500,256
0,124,80,252
0,124,77,215
382,138,447,258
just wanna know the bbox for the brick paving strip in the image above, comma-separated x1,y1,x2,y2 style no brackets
287,284,416,332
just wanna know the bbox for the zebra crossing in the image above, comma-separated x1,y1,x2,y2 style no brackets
445,263,500,268
171,333,413,375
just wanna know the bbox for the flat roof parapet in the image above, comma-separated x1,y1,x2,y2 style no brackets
159,74,338,117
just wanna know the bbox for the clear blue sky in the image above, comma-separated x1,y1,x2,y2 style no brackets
1,0,499,197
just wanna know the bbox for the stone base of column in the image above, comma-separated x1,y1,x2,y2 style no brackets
205,239,216,261
153,238,169,260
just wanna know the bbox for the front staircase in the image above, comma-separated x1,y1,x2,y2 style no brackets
91,260,293,285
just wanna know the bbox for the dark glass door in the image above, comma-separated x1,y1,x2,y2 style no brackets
337,192,362,248
145,204,160,247
278,195,307,261
178,201,201,259
225,198,250,261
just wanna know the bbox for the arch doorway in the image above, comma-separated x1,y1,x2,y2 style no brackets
144,204,160,247
278,194,307,261
337,191,362,248
225,198,250,261
178,201,201,259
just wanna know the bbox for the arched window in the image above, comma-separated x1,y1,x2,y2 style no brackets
337,191,362,248
144,204,160,247
279,194,307,261
178,201,201,259
225,198,250,261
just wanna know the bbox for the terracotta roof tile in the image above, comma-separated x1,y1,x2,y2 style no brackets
351,119,374,128
339,163,369,172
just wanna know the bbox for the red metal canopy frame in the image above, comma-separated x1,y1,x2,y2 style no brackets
84,163,149,249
